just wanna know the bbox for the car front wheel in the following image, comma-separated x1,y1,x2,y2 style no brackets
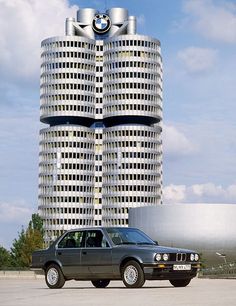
122,260,145,288
45,264,65,289
91,280,110,288
169,279,191,287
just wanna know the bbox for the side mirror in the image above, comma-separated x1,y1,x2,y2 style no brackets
154,241,159,245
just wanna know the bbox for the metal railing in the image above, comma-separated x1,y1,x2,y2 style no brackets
199,262,236,278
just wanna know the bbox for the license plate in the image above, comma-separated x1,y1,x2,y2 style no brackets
173,264,191,271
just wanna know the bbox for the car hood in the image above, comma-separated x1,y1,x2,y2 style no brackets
153,245,196,253
116,244,196,253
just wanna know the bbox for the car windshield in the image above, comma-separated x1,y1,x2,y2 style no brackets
106,228,156,245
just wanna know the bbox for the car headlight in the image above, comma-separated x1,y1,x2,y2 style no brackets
195,254,199,261
163,253,169,261
190,254,195,261
155,253,162,261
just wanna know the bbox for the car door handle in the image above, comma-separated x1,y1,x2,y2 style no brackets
82,251,87,255
57,251,62,256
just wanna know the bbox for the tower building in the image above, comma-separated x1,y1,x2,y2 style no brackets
38,7,163,243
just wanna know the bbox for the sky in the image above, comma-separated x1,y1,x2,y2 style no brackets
0,0,236,249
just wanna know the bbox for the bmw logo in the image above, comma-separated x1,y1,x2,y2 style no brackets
92,14,111,34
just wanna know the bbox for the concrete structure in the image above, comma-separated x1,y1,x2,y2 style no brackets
129,204,236,264
0,271,43,279
38,7,163,243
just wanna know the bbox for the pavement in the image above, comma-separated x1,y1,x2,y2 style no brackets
0,278,235,306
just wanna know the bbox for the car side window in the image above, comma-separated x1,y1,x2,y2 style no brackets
58,231,84,248
85,230,109,248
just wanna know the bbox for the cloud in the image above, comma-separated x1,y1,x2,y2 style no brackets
163,184,186,203
163,183,236,204
177,47,218,74
189,183,224,198
0,0,78,84
0,200,32,224
0,200,33,248
183,0,236,43
163,124,197,158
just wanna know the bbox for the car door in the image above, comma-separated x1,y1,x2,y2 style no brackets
81,229,113,278
56,230,85,278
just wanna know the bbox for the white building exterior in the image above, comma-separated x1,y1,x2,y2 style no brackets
129,204,236,264
38,8,163,243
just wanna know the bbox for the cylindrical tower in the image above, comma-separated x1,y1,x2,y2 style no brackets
38,125,95,242
105,8,128,37
103,35,162,126
39,35,96,243
102,125,162,225
102,35,163,226
40,36,96,126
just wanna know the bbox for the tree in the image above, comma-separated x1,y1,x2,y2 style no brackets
10,228,27,267
0,246,11,269
30,213,44,236
20,216,44,267
10,214,44,267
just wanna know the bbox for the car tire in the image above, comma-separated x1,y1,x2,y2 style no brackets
122,260,145,288
45,264,65,289
169,279,191,287
91,280,110,288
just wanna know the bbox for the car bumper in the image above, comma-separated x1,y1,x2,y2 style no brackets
143,263,200,280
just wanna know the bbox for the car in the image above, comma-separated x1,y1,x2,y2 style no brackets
31,227,200,289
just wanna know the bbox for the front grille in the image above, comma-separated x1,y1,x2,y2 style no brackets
169,253,188,262
176,253,186,262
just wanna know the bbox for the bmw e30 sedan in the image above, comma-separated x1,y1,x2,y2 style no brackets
31,227,200,289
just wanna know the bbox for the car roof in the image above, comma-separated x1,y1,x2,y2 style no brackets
65,226,138,232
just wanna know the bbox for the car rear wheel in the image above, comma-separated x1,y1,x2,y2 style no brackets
91,280,110,288
169,279,191,287
45,264,65,289
122,260,145,288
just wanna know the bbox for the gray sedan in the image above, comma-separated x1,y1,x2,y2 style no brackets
31,227,200,288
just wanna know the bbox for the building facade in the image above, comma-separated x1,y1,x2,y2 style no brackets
38,7,163,243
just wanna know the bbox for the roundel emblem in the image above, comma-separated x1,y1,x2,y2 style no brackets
92,14,111,34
